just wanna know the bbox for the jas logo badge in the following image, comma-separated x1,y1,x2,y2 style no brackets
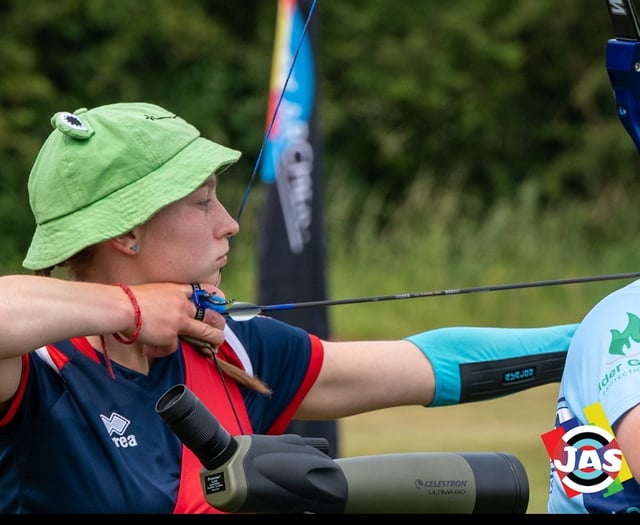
541,402,632,498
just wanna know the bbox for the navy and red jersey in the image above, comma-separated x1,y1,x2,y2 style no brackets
0,316,323,513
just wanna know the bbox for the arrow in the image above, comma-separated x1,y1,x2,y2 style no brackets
192,271,640,321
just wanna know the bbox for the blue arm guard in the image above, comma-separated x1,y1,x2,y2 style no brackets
405,323,578,407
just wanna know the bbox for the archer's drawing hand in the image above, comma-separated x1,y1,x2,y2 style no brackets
124,282,226,358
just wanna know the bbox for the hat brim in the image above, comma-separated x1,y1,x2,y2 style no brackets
23,137,241,270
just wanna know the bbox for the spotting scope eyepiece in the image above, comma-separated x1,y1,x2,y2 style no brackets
155,383,238,470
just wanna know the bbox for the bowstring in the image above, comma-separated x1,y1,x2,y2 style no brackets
234,0,318,224
216,1,317,431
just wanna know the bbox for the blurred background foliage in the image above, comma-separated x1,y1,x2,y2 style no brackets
0,0,636,271
2,1,638,513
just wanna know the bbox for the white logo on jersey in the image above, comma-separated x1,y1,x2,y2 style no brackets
100,412,138,448
100,412,130,435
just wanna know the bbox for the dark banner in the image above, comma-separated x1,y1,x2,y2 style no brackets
258,0,338,457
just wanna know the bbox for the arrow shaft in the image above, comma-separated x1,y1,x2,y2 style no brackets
225,271,640,316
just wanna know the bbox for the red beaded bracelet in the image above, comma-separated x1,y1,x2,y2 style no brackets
112,282,142,344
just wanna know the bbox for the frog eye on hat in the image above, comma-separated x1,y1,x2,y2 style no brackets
51,111,94,140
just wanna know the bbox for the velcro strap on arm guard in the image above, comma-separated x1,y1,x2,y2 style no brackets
405,323,578,407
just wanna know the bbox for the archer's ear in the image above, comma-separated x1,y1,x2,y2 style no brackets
110,231,139,255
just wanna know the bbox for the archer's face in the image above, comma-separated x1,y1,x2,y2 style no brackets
136,176,239,285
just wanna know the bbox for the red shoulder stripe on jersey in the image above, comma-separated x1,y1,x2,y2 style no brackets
44,343,72,369
0,355,30,427
1,343,74,426
267,334,324,435
68,337,101,363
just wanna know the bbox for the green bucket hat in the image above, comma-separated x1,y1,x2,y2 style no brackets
23,102,241,270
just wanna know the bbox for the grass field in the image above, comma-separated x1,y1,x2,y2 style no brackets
338,383,559,514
